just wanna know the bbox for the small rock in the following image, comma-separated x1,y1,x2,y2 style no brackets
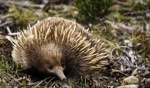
117,85,138,88
141,78,150,88
123,76,139,85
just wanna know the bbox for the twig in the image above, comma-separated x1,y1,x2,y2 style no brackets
113,0,133,7
110,46,132,60
0,0,44,9
0,14,14,28
0,14,12,20
123,10,150,16
0,27,20,40
105,20,135,31
110,46,138,71
7,27,20,36
34,77,54,87
0,20,13,27
112,69,128,76
4,72,22,85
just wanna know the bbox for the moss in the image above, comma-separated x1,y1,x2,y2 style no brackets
8,5,48,28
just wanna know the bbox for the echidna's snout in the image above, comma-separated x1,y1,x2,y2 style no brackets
54,69,66,80
11,17,109,81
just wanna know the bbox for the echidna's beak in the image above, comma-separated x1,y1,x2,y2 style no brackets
54,69,66,80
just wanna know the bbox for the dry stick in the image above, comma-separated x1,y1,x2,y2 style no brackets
0,27,20,40
113,0,133,7
110,46,137,72
0,14,14,27
105,20,135,31
34,77,55,87
111,69,128,76
4,27,20,42
7,27,20,36
4,72,22,85
123,10,150,16
0,20,13,27
110,46,132,61
0,0,44,9
106,20,150,33
0,14,12,20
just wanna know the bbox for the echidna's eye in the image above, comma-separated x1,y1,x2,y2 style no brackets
61,62,65,67
48,65,53,70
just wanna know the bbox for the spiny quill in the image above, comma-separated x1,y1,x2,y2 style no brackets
8,17,109,80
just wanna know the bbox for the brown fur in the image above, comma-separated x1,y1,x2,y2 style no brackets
11,17,109,79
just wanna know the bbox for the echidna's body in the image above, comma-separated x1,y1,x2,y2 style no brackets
10,17,109,80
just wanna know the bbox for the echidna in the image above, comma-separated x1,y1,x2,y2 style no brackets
9,17,109,80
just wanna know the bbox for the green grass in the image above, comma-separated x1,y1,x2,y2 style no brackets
8,5,48,29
